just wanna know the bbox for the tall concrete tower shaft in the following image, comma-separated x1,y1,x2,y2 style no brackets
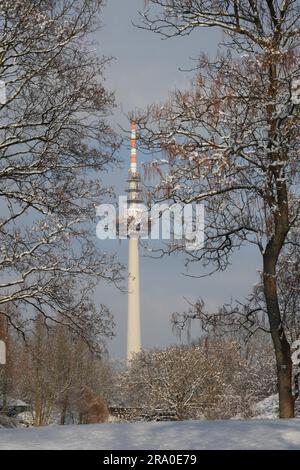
126,122,142,364
127,236,141,363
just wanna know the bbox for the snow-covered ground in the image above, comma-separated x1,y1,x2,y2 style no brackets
0,419,300,450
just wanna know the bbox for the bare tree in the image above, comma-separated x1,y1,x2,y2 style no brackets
3,316,114,426
0,0,123,340
135,1,300,417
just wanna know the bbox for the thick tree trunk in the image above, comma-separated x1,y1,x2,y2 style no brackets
0,317,8,414
276,344,294,418
263,258,294,418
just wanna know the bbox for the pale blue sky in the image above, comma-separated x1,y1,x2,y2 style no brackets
94,0,261,358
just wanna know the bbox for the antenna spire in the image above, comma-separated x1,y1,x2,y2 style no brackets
130,122,137,173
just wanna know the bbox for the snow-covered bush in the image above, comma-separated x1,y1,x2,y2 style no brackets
118,340,277,420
